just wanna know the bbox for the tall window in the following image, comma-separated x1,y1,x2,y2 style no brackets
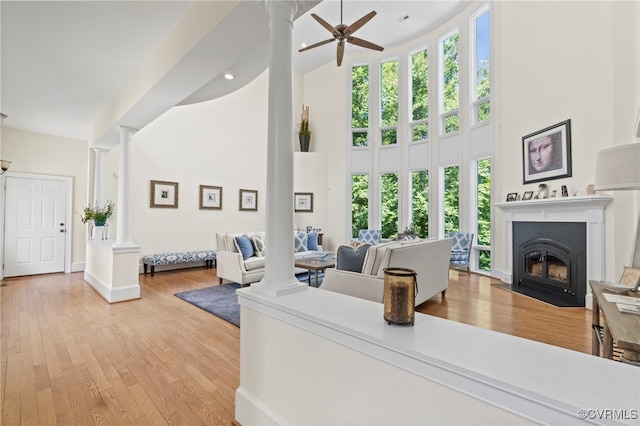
443,165,460,233
476,159,491,271
380,59,399,145
411,170,429,237
380,173,398,238
352,65,369,146
410,49,428,142
351,174,369,237
441,32,460,134
472,9,490,123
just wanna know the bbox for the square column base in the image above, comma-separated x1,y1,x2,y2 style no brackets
84,239,141,303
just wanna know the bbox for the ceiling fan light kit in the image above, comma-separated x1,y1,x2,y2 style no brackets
299,0,384,66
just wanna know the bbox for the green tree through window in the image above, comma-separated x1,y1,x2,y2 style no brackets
352,65,369,146
443,166,459,233
442,32,459,133
380,60,398,145
476,159,491,271
351,174,369,238
411,170,429,238
411,49,428,141
381,173,398,238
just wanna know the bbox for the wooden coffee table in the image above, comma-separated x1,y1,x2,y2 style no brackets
295,254,335,287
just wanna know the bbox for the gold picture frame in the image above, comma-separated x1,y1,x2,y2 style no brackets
150,180,178,208
619,266,640,291
200,185,222,210
294,192,314,212
239,189,258,211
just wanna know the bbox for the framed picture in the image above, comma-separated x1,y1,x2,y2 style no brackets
239,189,258,211
619,266,640,291
506,193,518,202
294,192,314,212
199,185,222,210
150,180,178,208
522,119,572,184
522,191,534,200
550,190,557,197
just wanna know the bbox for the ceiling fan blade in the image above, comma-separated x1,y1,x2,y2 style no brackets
311,13,337,34
347,36,384,52
346,11,376,35
299,38,335,52
337,40,345,67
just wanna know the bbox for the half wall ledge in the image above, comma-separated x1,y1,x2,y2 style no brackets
235,285,639,425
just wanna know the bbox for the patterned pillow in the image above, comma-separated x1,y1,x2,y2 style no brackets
294,230,308,252
251,234,266,257
336,243,371,272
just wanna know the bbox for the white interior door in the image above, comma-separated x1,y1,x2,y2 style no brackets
4,176,67,277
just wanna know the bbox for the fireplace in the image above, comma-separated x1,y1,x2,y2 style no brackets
513,222,586,307
495,195,612,307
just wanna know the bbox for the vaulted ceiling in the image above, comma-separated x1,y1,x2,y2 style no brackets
1,0,469,147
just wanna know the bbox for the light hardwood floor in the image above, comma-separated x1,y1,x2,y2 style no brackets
1,267,592,425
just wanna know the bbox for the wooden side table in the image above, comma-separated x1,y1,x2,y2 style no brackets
590,280,640,366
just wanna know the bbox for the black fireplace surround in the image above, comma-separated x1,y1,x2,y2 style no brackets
512,222,586,307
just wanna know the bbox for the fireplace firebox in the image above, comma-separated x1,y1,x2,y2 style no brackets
513,222,586,307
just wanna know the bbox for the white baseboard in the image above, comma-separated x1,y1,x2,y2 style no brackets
235,387,286,426
83,270,140,303
72,262,85,272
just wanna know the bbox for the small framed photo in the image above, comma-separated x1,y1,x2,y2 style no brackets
619,266,640,291
506,193,518,202
522,191,534,200
294,192,314,212
522,119,572,184
550,190,557,197
200,185,222,210
239,189,258,211
306,226,313,233
150,180,178,208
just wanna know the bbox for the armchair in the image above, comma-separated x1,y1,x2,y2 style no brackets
446,232,474,274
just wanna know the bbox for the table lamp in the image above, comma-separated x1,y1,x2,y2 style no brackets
594,142,640,291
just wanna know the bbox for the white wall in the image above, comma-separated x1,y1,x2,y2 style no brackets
1,127,89,270
96,70,331,258
492,0,640,280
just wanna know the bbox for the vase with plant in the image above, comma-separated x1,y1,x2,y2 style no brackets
81,200,114,226
297,104,312,152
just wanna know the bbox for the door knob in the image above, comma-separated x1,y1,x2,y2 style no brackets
59,223,64,226
60,229,65,233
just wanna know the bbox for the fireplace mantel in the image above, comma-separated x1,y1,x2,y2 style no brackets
495,195,612,306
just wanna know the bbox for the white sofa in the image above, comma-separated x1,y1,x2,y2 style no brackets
215,231,321,285
320,238,453,306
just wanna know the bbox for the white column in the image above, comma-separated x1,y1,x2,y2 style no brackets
115,126,137,247
92,147,109,207
252,0,305,296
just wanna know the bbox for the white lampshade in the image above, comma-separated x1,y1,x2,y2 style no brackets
594,143,640,191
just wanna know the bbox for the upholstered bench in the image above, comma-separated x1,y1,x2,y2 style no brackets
142,250,216,276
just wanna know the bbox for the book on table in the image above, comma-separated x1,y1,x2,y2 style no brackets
616,303,640,315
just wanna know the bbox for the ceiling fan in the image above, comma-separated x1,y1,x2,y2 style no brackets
298,0,384,67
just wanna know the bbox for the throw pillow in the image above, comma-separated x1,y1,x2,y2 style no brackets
307,231,319,251
294,230,308,252
336,243,371,272
250,234,266,257
234,234,255,260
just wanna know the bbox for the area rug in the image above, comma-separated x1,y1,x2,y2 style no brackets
175,283,241,327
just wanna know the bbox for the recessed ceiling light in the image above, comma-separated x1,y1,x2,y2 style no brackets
224,73,234,80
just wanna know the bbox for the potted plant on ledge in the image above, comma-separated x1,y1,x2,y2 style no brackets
297,104,312,152
81,201,114,226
